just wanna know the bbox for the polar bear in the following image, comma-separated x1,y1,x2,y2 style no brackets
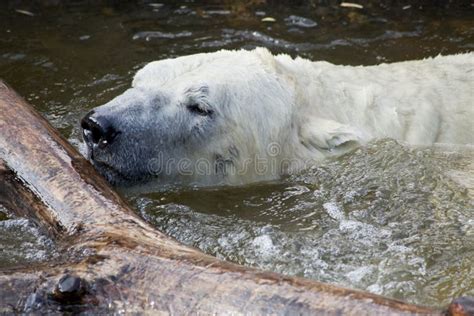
81,48,473,186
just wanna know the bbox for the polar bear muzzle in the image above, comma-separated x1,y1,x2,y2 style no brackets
81,110,121,149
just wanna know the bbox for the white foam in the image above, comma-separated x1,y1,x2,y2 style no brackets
323,202,345,220
252,234,277,259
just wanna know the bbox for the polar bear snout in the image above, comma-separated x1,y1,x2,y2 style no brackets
81,110,121,149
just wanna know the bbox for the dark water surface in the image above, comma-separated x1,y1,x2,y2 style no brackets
1,1,473,307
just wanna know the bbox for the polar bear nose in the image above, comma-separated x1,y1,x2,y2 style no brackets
81,110,120,147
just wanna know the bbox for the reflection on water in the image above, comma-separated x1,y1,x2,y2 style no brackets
0,0,473,307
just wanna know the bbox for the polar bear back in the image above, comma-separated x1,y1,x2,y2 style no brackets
276,52,474,145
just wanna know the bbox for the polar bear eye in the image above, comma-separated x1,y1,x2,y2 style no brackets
186,103,213,116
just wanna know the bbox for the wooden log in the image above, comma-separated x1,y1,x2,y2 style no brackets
0,80,448,314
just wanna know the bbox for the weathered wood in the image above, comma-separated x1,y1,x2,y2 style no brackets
0,80,449,314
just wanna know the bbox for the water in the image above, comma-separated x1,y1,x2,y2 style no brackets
1,0,473,307
129,140,474,306
0,206,57,268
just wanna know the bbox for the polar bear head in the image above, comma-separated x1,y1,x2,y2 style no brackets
81,48,359,186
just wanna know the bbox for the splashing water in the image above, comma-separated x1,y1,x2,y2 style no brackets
0,211,58,269
129,139,474,307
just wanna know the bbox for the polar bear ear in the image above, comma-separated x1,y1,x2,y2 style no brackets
253,47,277,72
299,118,363,152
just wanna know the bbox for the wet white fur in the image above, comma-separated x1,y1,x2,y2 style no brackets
129,48,473,184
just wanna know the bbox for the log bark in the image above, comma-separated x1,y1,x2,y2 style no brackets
0,80,454,314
